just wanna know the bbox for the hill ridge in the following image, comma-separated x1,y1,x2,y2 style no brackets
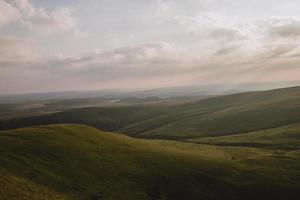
0,86,300,139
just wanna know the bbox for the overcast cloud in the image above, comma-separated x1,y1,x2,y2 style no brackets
0,0,300,94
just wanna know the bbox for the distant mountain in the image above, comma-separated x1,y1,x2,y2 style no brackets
1,86,300,140
1,81,299,104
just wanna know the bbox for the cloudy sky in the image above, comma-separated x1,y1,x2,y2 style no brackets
1,0,300,94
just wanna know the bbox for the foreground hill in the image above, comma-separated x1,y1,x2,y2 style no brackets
1,86,300,139
0,170,71,200
0,124,300,200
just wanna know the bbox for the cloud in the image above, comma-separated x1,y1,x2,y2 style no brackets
2,0,77,34
1,1,300,94
173,13,251,46
155,0,173,17
261,42,299,59
0,36,39,67
41,38,300,85
174,13,300,44
50,42,184,75
8,0,36,17
1,37,300,94
25,7,77,33
268,18,300,38
154,0,204,17
73,29,90,39
0,0,20,26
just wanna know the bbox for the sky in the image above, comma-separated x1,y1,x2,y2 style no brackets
1,0,300,94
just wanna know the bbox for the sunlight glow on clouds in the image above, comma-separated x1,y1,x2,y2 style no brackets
0,0,300,94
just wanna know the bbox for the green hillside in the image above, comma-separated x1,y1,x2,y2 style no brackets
0,170,71,200
186,123,300,150
1,124,300,200
119,86,300,138
1,86,300,139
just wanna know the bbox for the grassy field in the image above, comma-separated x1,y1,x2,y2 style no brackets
186,123,300,150
1,86,300,140
1,124,300,200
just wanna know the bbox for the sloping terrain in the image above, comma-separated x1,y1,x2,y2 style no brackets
186,123,300,150
119,86,300,138
0,170,71,200
0,124,300,200
1,86,300,139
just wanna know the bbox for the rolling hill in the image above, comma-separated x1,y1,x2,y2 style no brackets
186,123,300,150
1,86,300,140
1,124,300,200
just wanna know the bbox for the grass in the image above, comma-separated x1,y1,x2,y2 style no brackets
1,86,300,140
1,124,300,200
186,123,300,150
0,170,71,200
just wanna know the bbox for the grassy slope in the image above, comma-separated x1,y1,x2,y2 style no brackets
1,86,300,139
186,123,300,150
0,170,71,200
1,124,300,200
120,86,300,138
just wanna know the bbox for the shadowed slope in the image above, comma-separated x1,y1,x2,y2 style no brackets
0,170,71,200
1,124,300,200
